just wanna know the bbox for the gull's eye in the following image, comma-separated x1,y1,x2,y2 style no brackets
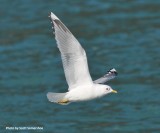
106,88,110,91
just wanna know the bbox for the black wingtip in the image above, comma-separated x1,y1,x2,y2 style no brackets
108,68,118,76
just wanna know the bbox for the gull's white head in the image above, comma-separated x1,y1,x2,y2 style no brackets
98,84,117,95
105,85,117,94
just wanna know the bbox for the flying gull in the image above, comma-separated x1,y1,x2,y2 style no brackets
47,12,118,105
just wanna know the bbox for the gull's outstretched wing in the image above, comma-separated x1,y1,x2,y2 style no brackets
50,12,93,90
94,68,118,84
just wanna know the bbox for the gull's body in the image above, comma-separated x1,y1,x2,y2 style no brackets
47,12,118,105
66,84,107,102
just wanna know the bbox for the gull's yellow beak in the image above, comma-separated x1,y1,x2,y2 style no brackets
112,90,117,93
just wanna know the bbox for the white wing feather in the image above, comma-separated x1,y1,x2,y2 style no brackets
50,12,93,90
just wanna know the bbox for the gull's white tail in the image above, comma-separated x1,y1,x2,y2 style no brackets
47,92,70,105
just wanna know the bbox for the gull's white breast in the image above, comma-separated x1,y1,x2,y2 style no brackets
65,84,105,102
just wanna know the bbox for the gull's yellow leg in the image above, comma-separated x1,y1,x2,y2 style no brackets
58,99,69,105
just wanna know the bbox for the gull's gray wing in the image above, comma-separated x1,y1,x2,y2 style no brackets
50,12,93,90
94,68,118,84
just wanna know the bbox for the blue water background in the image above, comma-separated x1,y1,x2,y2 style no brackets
0,0,160,132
